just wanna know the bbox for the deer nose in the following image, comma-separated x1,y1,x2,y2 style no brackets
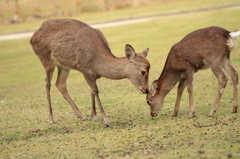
150,111,158,117
147,100,150,105
146,89,149,94
139,88,149,94
142,88,149,94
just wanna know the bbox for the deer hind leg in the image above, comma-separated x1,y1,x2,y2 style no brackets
55,66,88,120
83,73,110,125
172,79,186,117
222,58,238,113
45,64,55,124
185,70,196,118
209,65,228,117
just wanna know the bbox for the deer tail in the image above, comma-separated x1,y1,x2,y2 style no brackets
230,30,240,38
227,30,240,49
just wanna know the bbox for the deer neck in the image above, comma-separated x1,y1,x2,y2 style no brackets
97,56,129,80
158,69,180,95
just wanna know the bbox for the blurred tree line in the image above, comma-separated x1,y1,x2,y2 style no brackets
0,0,171,24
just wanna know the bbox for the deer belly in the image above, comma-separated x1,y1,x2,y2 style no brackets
200,59,210,70
50,54,79,70
192,61,209,72
50,55,68,69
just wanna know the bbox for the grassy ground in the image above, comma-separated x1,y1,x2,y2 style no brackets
0,1,240,159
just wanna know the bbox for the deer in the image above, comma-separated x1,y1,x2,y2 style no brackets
30,19,150,125
147,26,240,119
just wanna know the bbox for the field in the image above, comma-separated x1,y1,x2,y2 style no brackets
0,0,240,158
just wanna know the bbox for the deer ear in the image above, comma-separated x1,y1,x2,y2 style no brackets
151,80,160,96
141,48,149,57
125,44,137,61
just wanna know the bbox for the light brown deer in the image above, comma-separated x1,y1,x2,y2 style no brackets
30,19,150,125
147,26,240,118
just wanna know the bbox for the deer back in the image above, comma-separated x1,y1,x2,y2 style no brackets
166,26,231,73
30,19,113,72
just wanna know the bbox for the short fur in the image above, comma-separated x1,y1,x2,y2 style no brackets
30,19,150,125
147,26,239,118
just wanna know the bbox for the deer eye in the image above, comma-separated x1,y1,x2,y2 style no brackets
141,70,145,76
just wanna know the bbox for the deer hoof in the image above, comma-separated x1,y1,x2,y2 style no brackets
172,114,177,117
104,121,110,126
83,117,89,121
188,115,196,119
231,108,237,113
207,115,213,117
94,119,100,122
50,121,56,124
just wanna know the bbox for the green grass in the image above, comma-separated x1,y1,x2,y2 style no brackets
1,2,240,159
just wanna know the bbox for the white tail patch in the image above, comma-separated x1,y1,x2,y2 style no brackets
227,30,240,50
230,30,240,38
227,37,236,50
228,30,240,50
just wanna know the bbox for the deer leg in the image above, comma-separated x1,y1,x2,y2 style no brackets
45,66,55,124
91,92,100,122
222,59,238,113
209,66,228,117
172,79,186,117
185,71,195,118
56,66,88,120
95,93,110,125
83,74,110,125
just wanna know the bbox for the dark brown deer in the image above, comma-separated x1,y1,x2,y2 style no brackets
147,26,240,118
30,19,150,125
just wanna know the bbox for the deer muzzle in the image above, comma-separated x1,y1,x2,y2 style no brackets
150,111,158,117
139,88,149,94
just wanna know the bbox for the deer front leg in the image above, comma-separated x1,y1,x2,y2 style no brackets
186,71,196,118
91,92,100,122
172,79,186,117
95,93,110,125
84,74,110,125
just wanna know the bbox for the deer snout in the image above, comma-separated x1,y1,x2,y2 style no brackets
146,89,149,94
139,88,149,94
147,100,150,105
150,111,158,117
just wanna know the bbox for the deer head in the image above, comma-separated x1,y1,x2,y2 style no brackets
125,44,150,94
147,80,167,117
